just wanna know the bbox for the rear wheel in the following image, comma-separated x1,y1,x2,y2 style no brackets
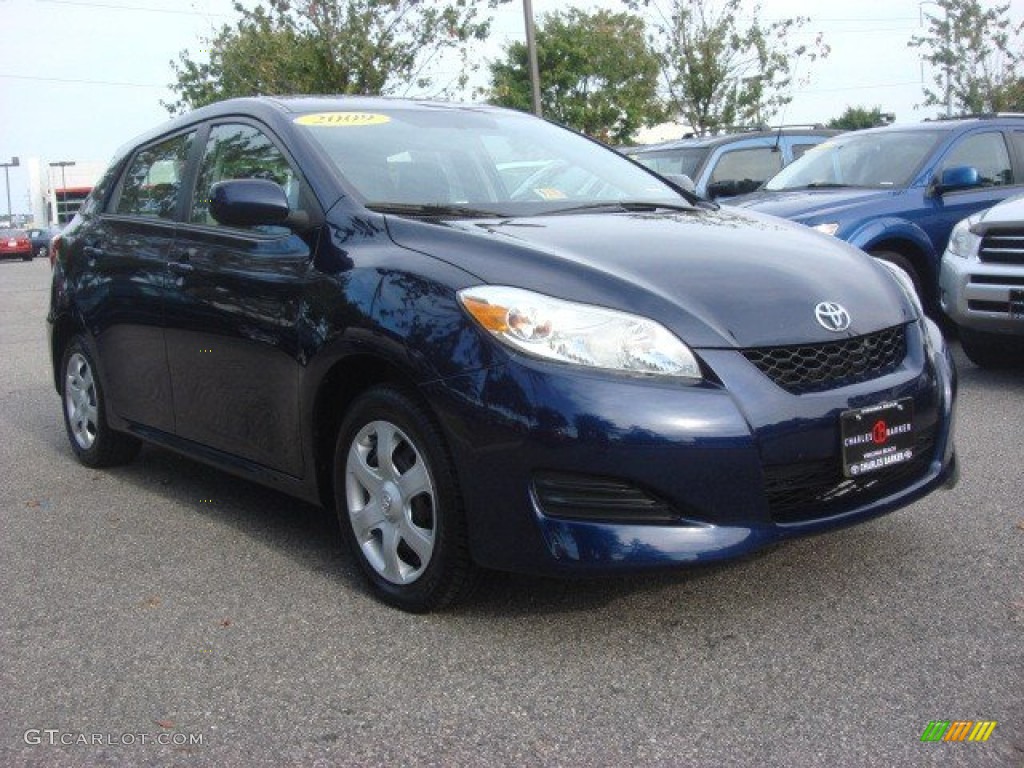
61,337,141,467
333,385,474,612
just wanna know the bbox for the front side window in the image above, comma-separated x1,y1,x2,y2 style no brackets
190,123,302,229
115,132,195,219
941,132,1013,187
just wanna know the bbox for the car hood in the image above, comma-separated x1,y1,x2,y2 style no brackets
973,193,1024,233
383,206,914,349
729,188,898,222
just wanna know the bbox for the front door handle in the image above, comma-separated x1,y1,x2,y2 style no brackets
168,260,194,274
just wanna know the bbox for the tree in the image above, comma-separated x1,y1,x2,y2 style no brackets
489,9,663,144
625,0,829,136
909,0,1024,115
166,0,505,114
827,106,894,130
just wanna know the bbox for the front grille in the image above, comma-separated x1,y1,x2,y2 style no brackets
741,325,907,394
764,426,936,524
979,230,1024,264
532,472,680,523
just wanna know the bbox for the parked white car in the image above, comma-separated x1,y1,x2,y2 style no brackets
940,194,1024,367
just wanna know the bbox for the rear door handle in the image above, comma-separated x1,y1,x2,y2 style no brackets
82,245,105,261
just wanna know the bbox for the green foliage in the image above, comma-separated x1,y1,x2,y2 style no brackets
488,8,664,144
166,0,505,114
827,106,892,130
909,0,1024,115
626,0,829,136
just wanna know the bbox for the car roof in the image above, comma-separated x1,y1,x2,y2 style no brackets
112,96,519,164
632,128,840,153
833,114,1024,137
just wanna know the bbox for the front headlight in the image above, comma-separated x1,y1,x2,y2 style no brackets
812,222,840,236
878,259,924,317
458,286,702,379
945,215,982,259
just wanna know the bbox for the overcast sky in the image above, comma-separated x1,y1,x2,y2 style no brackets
1,0,1020,215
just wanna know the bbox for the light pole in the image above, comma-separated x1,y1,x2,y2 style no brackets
49,161,75,225
523,0,542,117
0,157,19,224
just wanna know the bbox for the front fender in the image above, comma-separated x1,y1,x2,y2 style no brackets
845,216,937,262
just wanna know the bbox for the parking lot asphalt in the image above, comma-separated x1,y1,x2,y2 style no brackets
0,257,1020,767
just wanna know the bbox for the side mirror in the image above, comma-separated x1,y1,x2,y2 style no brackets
210,179,291,227
933,165,980,195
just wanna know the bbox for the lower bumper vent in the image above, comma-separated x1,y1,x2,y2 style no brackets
532,472,679,523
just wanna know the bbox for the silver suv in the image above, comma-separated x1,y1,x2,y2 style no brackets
940,194,1024,367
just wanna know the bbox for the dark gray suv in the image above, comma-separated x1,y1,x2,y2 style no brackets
628,127,839,200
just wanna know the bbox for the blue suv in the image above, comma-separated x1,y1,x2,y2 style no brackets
731,115,1024,310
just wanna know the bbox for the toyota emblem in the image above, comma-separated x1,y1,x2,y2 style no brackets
814,302,851,332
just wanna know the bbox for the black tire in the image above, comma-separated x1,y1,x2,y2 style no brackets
22,254,32,262
959,327,1024,369
333,385,474,612
870,250,922,297
60,336,141,467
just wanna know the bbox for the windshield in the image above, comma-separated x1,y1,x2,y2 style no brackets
630,147,707,180
765,130,945,191
294,107,688,216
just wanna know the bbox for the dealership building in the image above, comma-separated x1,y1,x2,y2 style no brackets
23,157,106,226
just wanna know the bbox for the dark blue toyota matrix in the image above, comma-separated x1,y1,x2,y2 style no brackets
48,97,958,611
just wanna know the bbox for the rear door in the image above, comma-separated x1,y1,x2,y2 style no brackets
82,129,198,433
164,120,317,476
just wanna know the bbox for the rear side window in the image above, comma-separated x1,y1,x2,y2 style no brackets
1009,131,1024,170
190,123,301,230
941,132,1013,187
115,132,195,219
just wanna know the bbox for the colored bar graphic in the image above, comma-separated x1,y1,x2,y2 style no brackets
968,722,997,742
920,720,997,742
943,721,973,741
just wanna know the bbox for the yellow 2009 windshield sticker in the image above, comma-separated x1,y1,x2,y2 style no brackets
294,112,391,127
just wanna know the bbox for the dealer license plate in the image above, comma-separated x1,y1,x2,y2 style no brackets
840,398,915,478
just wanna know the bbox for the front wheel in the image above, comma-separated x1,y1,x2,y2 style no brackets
60,337,140,467
333,385,474,612
959,327,1024,369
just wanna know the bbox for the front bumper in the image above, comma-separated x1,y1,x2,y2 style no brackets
939,253,1024,335
424,319,957,576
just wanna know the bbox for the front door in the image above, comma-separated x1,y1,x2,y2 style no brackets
164,121,316,477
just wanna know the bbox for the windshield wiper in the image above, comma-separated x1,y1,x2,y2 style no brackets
534,200,696,216
798,183,856,190
367,202,504,218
